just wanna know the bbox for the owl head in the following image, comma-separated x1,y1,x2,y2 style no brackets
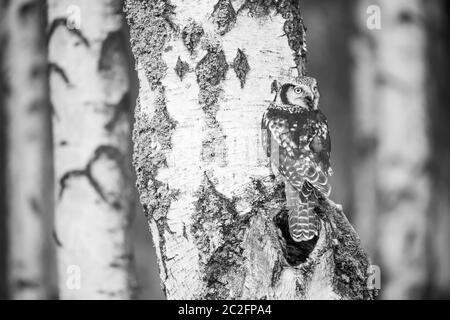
275,77,320,109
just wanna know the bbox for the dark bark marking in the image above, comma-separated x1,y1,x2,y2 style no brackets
233,48,250,88
87,145,130,209
130,89,177,297
30,62,47,80
128,96,176,279
48,62,72,86
97,289,119,298
109,253,133,269
109,262,121,268
98,30,128,80
125,2,178,234
174,56,189,81
58,145,127,210
52,229,63,247
98,30,127,69
196,85,227,167
191,172,248,299
58,169,85,200
397,10,418,24
155,220,171,282
200,115,228,167
27,99,46,114
104,91,131,132
354,135,378,161
239,0,308,76
18,0,43,22
182,223,188,240
318,198,378,299
211,0,237,36
195,50,229,166
49,101,59,120
181,20,204,53
29,197,41,216
14,278,40,290
124,0,176,89
98,30,132,133
46,17,90,47
271,259,283,287
195,50,229,88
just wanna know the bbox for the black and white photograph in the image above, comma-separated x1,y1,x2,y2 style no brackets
0,0,449,305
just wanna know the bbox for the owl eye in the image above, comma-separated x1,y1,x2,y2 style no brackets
294,87,303,94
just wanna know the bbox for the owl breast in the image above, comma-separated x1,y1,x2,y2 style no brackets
262,103,331,175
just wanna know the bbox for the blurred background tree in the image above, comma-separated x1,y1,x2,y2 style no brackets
47,0,136,299
1,0,56,299
353,0,432,299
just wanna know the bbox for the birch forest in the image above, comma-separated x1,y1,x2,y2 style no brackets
0,0,449,301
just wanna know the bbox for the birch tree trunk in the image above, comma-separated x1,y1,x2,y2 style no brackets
425,0,450,299
2,0,56,299
126,0,375,300
48,0,136,299
0,0,7,300
352,0,430,299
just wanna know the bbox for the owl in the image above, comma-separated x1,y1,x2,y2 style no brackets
261,77,332,242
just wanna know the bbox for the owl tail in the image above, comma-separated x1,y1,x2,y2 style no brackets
288,201,318,242
285,180,319,242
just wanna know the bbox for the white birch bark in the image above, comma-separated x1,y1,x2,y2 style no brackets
126,0,375,300
352,0,430,299
2,0,56,299
48,0,135,299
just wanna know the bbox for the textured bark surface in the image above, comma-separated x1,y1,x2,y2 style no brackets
126,0,375,300
2,0,56,299
48,0,135,299
352,0,430,299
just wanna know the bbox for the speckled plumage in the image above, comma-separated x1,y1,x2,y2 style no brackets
262,77,332,242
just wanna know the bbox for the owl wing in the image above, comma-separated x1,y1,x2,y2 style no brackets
263,109,298,158
265,108,331,197
309,110,332,176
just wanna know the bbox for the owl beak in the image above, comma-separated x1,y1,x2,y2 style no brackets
304,94,314,105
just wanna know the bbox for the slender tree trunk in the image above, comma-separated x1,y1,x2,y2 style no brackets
48,0,136,299
425,0,450,299
126,0,375,300
353,0,431,299
351,0,381,272
0,0,7,299
2,0,56,299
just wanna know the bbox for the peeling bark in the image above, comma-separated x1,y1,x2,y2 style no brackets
2,0,56,299
48,0,135,299
126,0,374,300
